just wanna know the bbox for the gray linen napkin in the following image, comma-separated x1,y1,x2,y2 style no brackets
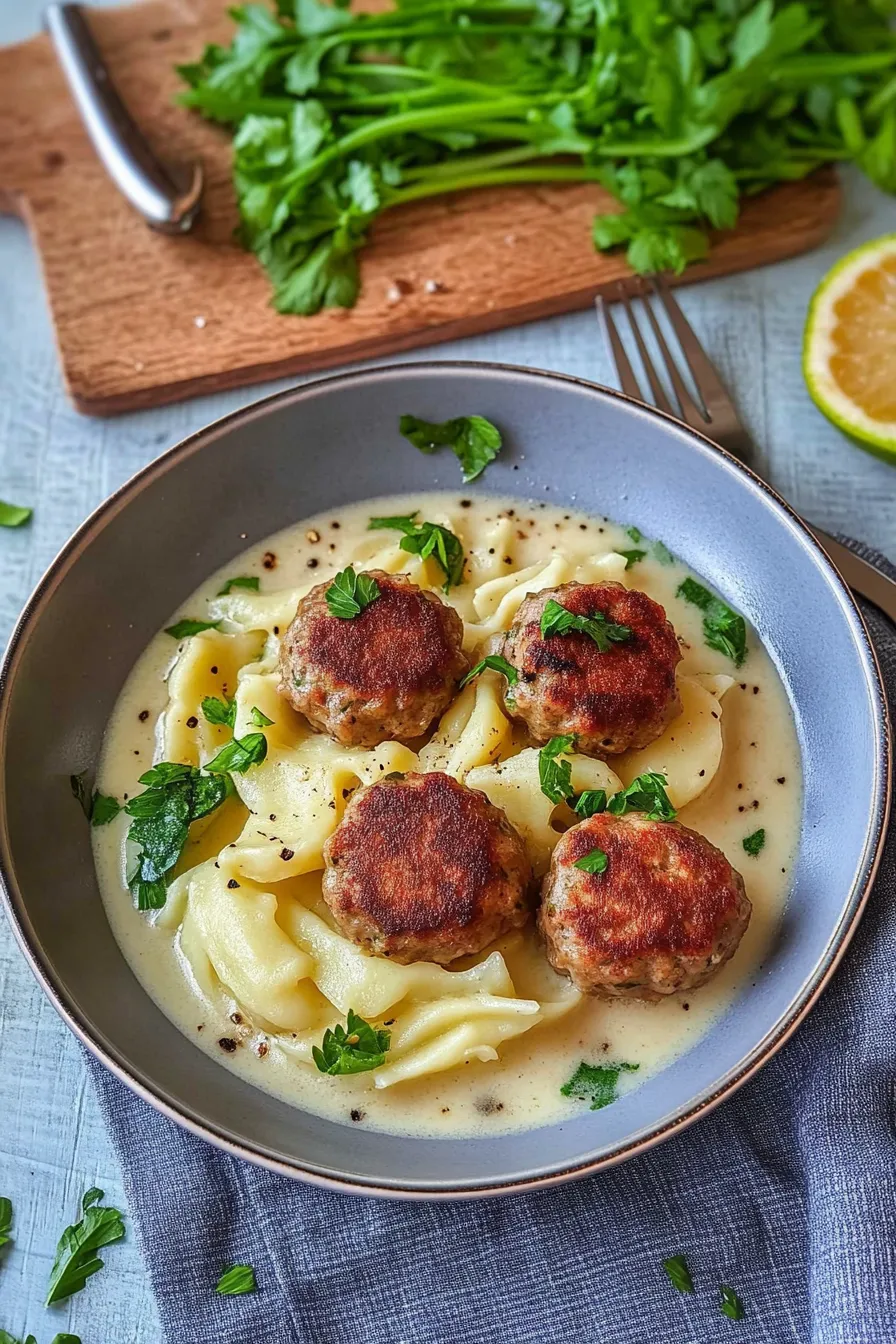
87,542,896,1344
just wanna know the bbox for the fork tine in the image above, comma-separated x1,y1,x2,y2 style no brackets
617,289,675,416
595,295,641,401
652,275,733,421
638,286,707,430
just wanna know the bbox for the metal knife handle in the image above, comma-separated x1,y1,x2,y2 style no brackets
810,528,896,625
44,2,203,234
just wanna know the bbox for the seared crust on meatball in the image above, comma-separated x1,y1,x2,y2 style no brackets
539,812,750,1000
502,581,682,757
322,771,533,965
279,570,468,747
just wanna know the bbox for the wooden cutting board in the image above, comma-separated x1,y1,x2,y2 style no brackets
0,0,841,416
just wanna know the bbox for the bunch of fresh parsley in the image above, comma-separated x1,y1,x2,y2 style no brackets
178,0,896,313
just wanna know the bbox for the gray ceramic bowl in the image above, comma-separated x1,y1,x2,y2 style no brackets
0,362,889,1198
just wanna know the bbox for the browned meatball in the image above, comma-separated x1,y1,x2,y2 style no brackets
539,812,750,1000
279,570,468,747
501,581,682,757
322,771,533,965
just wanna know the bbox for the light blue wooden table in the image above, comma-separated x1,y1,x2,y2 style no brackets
0,4,894,1338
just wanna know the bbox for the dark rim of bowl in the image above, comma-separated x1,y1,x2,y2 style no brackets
0,360,890,1200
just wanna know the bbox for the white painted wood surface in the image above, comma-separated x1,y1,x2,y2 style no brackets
0,1,894,1336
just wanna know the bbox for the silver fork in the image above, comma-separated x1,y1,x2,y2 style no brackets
597,277,896,620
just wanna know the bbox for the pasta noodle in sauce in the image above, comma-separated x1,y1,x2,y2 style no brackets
92,494,801,1138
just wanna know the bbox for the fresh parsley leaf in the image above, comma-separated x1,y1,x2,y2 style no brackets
312,1009,390,1075
249,705,274,727
325,568,381,619
0,501,31,528
216,1264,257,1295
540,598,632,653
217,575,260,596
460,654,518,690
165,618,221,640
368,513,465,590
538,734,576,805
202,694,237,728
205,732,268,775
398,414,502,482
45,1187,125,1305
51,1335,83,1344
71,773,121,826
573,789,607,818
561,1060,639,1110
742,828,766,857
625,525,643,543
677,577,747,667
574,847,608,874
619,548,646,569
663,1254,695,1294
607,772,677,822
0,1197,12,1251
720,1285,745,1321
653,540,675,566
124,764,230,911
90,794,122,827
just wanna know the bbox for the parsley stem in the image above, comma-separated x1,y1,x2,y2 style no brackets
388,165,605,206
402,143,567,180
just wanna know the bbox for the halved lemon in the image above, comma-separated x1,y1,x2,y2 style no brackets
803,234,896,465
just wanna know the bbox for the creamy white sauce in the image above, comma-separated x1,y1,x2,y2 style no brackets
93,493,801,1139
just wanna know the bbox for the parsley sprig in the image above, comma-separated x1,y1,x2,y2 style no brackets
325,568,381,619
460,654,518,690
176,1,896,311
561,1060,639,1111
677,577,747,667
538,734,576,805
398,414,502,482
540,598,631,652
607,772,677,822
368,513,465,590
70,773,121,828
45,1188,125,1306
313,1010,390,1075
124,763,232,911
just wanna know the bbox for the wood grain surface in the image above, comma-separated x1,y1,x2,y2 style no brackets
0,0,842,416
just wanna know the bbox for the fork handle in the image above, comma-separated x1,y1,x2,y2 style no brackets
811,528,896,624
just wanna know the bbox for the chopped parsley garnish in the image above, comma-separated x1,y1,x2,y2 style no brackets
45,1187,125,1306
540,599,632,653
742,828,766,857
625,525,643,544
653,540,675,566
124,762,231,911
720,1285,745,1321
561,1060,639,1111
677,577,747,667
460,654,518,690
662,1254,694,1294
205,732,268,775
399,414,502,483
249,705,274,727
216,1264,257,1296
70,773,121,827
313,1010,390,1075
325,567,381,619
217,575,260,596
0,501,32,528
573,789,608,818
607,772,677,822
368,513,465,591
538,734,576,805
0,1197,12,1252
164,618,221,640
202,694,236,728
619,549,646,570
574,847,608,875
